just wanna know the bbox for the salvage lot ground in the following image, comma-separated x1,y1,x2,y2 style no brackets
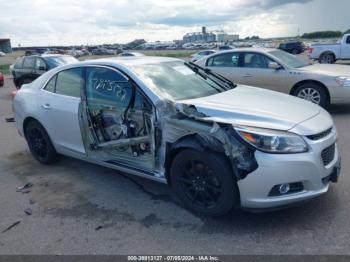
0,56,350,255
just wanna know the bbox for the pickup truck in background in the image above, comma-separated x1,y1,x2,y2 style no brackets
308,34,350,63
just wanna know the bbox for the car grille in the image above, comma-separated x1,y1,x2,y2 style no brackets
307,128,332,141
321,143,335,166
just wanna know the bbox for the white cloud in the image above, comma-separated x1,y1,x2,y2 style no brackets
0,0,349,46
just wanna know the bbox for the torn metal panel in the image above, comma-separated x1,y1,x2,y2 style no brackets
157,101,258,181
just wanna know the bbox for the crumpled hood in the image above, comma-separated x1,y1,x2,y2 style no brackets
300,64,350,76
177,85,322,132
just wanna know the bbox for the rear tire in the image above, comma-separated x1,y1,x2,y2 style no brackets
293,83,329,108
319,53,335,64
25,121,58,164
170,149,239,216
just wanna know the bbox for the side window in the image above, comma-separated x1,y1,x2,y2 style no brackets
35,58,47,70
44,75,57,93
14,57,24,69
86,67,132,107
242,53,273,69
23,57,35,69
346,36,350,44
207,53,239,67
55,68,83,98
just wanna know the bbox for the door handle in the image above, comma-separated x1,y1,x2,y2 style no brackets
243,74,253,78
41,103,51,110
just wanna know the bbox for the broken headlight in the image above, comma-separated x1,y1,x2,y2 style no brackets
234,126,308,154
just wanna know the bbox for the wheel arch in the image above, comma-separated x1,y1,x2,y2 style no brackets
290,80,330,104
23,117,49,140
319,51,336,60
164,133,229,184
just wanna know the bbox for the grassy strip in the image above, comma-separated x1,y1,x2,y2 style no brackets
0,64,10,75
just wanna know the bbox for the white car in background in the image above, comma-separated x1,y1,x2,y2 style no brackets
308,33,350,64
196,48,350,108
189,50,217,62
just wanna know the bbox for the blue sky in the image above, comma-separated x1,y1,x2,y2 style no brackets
0,0,349,46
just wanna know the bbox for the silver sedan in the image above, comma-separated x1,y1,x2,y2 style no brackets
195,48,350,108
12,57,340,215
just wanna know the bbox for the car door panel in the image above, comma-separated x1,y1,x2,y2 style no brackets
239,52,291,94
22,57,36,84
33,58,47,80
341,36,350,59
206,52,243,83
39,91,85,154
38,68,86,155
81,66,155,173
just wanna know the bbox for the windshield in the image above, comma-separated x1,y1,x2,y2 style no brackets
132,61,227,100
46,56,78,68
269,50,308,68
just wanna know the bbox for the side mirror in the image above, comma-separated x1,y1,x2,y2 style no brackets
268,62,282,70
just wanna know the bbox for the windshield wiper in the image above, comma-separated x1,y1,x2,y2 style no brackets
184,62,223,93
185,62,237,90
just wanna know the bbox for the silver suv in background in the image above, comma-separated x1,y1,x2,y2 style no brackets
13,57,341,216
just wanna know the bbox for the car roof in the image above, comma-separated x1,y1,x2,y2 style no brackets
213,48,276,55
78,56,182,67
24,54,73,59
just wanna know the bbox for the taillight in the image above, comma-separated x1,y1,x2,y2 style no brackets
307,47,313,54
11,90,17,100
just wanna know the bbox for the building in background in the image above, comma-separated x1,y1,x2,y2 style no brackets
0,39,12,53
183,27,216,44
214,30,240,43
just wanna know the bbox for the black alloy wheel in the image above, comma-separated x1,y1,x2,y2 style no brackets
170,149,238,216
25,121,58,164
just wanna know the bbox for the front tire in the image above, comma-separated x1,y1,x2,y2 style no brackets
293,83,329,108
170,149,239,216
25,121,58,164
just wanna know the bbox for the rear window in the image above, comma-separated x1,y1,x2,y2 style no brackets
55,68,83,98
44,75,57,93
14,57,24,69
207,53,239,67
23,57,35,69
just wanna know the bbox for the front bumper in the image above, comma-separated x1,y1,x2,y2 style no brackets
237,130,340,209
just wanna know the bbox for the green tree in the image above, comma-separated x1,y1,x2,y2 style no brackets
302,31,342,39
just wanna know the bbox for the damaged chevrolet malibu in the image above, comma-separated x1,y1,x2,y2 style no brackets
13,57,341,216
